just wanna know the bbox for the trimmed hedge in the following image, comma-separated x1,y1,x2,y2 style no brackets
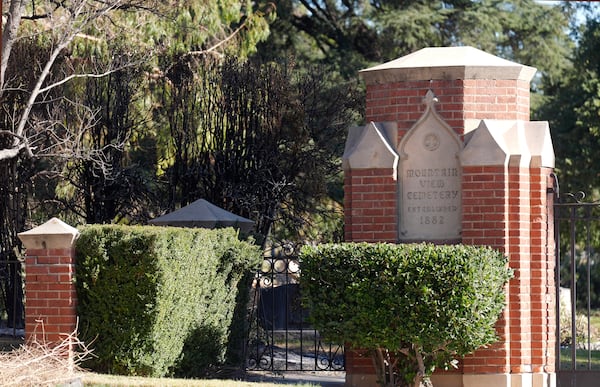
300,242,513,386
75,225,260,377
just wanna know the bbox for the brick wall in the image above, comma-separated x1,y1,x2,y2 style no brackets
365,79,531,140
24,248,77,343
344,169,398,242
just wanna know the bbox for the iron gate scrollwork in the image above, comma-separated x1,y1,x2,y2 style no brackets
246,243,345,372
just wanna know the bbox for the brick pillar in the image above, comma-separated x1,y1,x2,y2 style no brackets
343,122,399,243
530,167,557,381
343,46,556,387
459,162,533,385
365,78,530,138
456,121,556,387
18,218,79,344
507,162,533,377
460,164,512,381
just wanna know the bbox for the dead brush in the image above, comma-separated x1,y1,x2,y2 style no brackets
0,323,92,387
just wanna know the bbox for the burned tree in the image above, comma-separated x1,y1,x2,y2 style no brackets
154,57,361,244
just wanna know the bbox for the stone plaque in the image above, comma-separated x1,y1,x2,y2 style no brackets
398,91,462,241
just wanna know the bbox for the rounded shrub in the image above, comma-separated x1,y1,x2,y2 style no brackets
300,242,513,387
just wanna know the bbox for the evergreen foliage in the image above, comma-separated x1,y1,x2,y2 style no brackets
538,18,600,198
0,0,272,329
2,0,585,248
257,0,572,83
75,225,260,377
300,242,513,387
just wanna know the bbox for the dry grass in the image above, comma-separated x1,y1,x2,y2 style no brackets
0,318,325,387
0,329,89,386
0,329,318,387
80,373,317,386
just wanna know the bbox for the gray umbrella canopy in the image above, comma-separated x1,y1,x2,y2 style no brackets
149,199,254,233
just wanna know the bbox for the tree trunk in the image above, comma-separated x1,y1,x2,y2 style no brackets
413,348,433,387
1,0,26,93
371,347,403,387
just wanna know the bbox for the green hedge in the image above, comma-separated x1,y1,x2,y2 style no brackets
300,242,512,386
75,225,260,377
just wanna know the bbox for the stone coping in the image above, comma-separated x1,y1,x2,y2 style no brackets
360,46,537,84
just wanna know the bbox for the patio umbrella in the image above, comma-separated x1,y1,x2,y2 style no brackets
149,199,254,233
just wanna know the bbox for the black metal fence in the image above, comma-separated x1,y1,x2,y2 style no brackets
554,188,600,386
0,258,24,340
246,246,345,372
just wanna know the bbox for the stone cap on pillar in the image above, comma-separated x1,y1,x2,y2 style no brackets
359,46,537,84
342,121,399,176
460,119,555,168
18,217,80,250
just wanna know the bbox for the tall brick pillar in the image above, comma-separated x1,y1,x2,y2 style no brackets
459,122,555,387
343,47,556,387
18,217,79,344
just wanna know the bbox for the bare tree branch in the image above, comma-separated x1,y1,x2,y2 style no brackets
38,65,137,94
36,97,127,180
0,143,26,160
12,0,128,141
185,22,246,58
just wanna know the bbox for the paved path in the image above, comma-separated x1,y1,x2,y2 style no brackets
246,371,345,386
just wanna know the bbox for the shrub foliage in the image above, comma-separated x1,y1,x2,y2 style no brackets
75,225,260,377
300,242,513,387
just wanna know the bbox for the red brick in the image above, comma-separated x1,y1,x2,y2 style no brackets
348,56,554,381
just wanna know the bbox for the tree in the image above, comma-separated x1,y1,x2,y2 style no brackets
256,0,573,85
0,0,271,326
152,56,362,245
0,0,273,220
301,243,512,387
537,12,600,317
1,0,272,176
537,16,600,198
50,48,154,224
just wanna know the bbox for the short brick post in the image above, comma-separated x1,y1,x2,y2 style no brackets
18,217,79,344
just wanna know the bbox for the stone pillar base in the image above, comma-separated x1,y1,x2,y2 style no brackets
345,373,377,387
463,373,556,387
531,373,556,387
431,374,464,387
346,373,556,387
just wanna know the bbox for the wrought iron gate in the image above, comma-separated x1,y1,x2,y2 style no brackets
246,244,345,372
554,184,600,386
